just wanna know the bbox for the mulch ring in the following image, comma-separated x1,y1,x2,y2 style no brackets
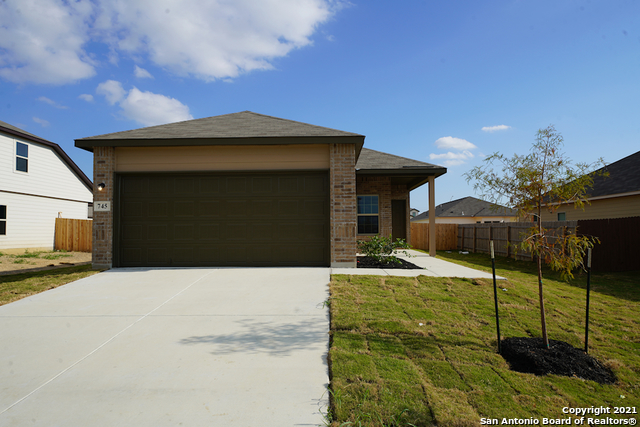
501,337,616,384
357,256,423,270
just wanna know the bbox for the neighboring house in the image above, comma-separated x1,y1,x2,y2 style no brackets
409,208,420,218
76,111,446,269
539,150,640,221
1,120,93,251
411,196,517,224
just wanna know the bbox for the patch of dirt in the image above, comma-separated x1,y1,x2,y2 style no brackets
501,337,616,384
0,251,92,275
357,256,424,270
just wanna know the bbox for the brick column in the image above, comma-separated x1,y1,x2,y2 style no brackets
330,143,357,268
93,146,115,269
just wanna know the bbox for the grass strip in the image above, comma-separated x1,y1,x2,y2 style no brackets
0,265,100,306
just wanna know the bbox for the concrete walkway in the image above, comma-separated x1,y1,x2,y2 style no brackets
332,249,505,279
0,268,330,427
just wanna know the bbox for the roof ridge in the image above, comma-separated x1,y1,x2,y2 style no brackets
77,111,364,141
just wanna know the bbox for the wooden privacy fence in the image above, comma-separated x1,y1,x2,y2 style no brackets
577,216,640,272
458,221,578,261
55,218,92,252
457,218,640,272
410,223,458,251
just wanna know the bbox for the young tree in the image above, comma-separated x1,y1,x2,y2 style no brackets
464,125,606,348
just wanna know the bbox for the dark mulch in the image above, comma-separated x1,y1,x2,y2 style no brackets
501,337,616,384
357,256,424,270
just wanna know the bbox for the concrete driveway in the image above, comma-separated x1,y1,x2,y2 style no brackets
0,268,331,427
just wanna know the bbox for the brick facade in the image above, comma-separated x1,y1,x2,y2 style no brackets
329,143,357,267
92,146,115,269
91,143,415,269
356,176,410,244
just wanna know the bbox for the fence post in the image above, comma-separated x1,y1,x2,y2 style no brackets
472,226,477,253
490,225,493,255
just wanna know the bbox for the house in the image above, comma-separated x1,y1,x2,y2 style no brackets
411,196,517,224
1,120,93,252
409,208,420,218
539,150,640,221
75,111,446,269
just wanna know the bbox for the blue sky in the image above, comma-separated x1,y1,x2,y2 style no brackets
1,0,638,212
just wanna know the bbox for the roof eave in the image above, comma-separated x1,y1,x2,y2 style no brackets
356,167,447,191
75,135,365,157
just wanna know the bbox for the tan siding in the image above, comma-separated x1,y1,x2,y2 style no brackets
115,144,330,172
540,194,640,221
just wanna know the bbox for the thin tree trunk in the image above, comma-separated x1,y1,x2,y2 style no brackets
538,255,549,348
537,204,549,349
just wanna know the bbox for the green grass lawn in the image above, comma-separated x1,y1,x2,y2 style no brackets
0,265,100,306
327,251,639,426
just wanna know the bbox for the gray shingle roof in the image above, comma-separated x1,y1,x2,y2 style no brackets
589,150,640,197
411,196,516,221
77,111,362,141
356,148,443,170
356,148,447,191
0,120,44,141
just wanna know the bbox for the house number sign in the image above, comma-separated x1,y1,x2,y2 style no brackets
94,202,111,212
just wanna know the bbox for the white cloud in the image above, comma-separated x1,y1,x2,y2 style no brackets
482,125,511,132
119,87,193,126
434,136,477,151
0,0,96,84
78,94,94,102
0,0,342,85
32,117,50,127
96,80,193,126
134,65,153,79
37,96,68,109
429,151,475,161
429,150,475,167
96,80,126,105
431,136,478,167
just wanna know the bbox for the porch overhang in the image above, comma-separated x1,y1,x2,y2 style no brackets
356,166,447,191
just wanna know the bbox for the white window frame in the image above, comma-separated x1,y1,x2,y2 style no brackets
0,205,6,236
15,141,29,173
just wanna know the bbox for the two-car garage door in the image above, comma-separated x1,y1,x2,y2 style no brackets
115,171,329,267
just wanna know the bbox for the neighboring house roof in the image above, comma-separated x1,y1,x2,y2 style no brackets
0,120,93,191
411,196,516,221
588,150,640,198
76,111,365,156
356,148,447,191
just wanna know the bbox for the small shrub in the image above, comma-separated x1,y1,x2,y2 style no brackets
41,252,73,260
357,235,411,265
14,250,42,259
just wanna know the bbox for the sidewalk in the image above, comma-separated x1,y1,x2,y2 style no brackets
332,249,505,279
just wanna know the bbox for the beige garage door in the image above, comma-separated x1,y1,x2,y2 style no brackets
115,171,329,267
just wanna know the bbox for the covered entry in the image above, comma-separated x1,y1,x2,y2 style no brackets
115,171,329,267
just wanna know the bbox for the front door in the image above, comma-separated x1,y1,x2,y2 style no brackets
391,199,407,241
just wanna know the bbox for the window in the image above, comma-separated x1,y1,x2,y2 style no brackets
16,142,28,172
357,195,379,234
0,205,6,235
557,212,566,221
